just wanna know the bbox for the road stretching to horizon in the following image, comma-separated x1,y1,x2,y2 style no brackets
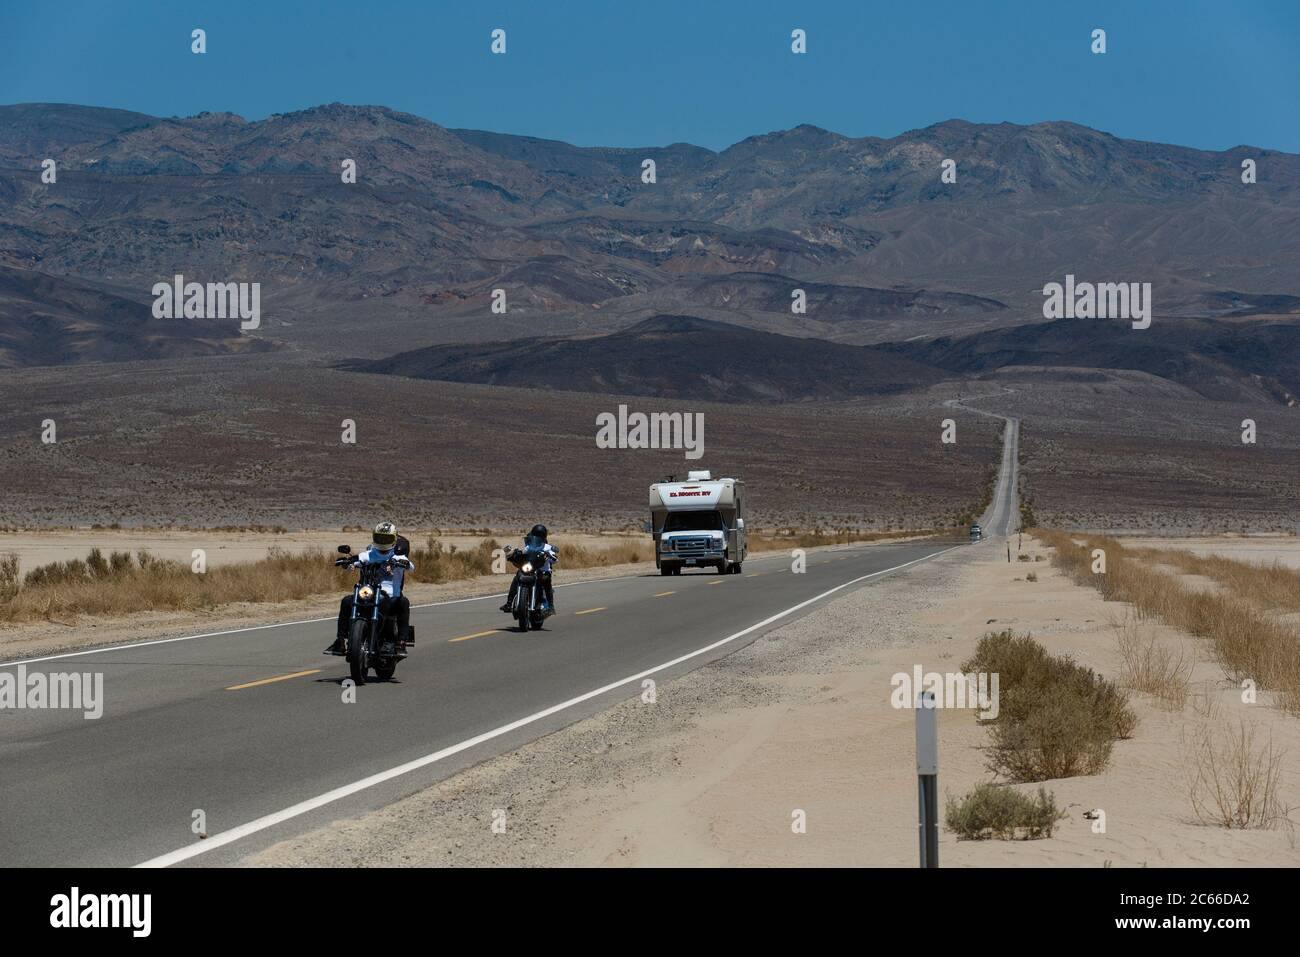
0,419,1018,867
949,393,1020,537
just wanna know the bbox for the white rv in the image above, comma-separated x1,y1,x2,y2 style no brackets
648,470,747,576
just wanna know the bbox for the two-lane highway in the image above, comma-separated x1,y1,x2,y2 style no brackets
0,539,959,866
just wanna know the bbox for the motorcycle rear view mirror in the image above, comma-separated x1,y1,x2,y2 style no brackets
337,545,352,554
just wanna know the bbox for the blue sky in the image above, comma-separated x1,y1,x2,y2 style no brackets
1,0,1296,152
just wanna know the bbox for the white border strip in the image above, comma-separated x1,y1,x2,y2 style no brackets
134,544,959,867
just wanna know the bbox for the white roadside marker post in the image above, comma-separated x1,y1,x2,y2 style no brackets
916,690,939,867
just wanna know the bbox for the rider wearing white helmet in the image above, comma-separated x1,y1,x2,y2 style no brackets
326,521,414,655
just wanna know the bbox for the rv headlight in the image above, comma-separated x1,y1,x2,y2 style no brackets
522,562,534,573
358,586,374,600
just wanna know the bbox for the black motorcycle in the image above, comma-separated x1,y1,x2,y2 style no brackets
335,545,414,684
504,543,552,632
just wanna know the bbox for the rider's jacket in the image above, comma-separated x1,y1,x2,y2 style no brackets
521,538,558,575
354,546,414,598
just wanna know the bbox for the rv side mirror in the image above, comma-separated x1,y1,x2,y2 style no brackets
735,519,745,529
337,545,351,554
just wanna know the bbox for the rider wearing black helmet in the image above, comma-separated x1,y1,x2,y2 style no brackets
499,523,558,615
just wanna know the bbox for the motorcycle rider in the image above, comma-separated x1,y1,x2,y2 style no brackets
499,524,558,616
326,521,414,655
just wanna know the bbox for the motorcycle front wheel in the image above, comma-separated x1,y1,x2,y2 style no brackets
516,588,531,633
348,618,369,685
373,621,398,680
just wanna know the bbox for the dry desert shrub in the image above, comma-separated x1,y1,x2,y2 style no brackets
1182,717,1291,832
1111,612,1193,709
963,630,1136,782
1137,548,1300,615
1037,530,1300,716
0,553,18,603
0,535,653,624
557,540,643,567
409,537,498,582
945,783,1066,840
2,547,353,621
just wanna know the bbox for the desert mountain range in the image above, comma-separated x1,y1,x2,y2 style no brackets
1,102,1297,403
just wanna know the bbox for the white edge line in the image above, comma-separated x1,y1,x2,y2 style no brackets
134,543,960,868
0,540,927,669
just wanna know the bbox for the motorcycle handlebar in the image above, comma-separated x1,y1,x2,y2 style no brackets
336,557,411,569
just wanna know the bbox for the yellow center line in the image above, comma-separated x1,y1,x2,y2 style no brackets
226,669,321,691
653,590,675,597
709,579,725,585
574,607,607,616
449,629,506,643
746,572,763,577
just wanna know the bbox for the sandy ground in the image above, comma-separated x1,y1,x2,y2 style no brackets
1120,535,1300,570
243,536,1300,868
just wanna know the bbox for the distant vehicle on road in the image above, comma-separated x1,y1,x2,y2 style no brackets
649,470,747,575
969,523,983,543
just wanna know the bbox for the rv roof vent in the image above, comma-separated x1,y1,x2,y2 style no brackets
686,470,712,481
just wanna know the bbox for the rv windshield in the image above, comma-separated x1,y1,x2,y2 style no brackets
663,509,725,533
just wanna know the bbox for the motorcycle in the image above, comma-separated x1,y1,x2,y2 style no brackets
504,542,552,632
334,544,414,684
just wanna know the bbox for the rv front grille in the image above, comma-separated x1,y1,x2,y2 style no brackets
670,536,718,557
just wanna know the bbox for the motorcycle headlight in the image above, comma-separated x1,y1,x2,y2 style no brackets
522,562,534,573
358,585,374,600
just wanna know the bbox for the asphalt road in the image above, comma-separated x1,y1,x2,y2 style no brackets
947,393,1020,536
0,425,1017,867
